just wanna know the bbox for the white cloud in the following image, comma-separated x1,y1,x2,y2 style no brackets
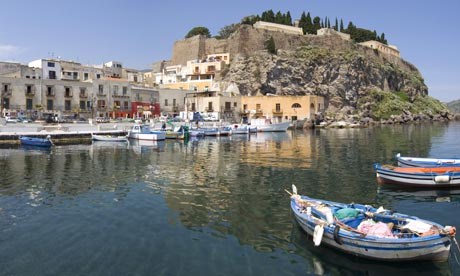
0,44,23,60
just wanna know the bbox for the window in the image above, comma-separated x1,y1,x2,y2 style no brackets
207,65,216,72
80,88,86,97
65,100,71,111
191,103,196,111
234,102,237,107
26,85,33,94
96,74,101,79
80,101,86,110
47,86,54,96
47,62,55,67
164,99,168,106
65,87,72,97
292,103,302,108
99,85,104,94
73,72,78,79
275,103,281,112
84,73,89,80
207,102,213,111
26,99,33,110
225,102,231,110
47,99,53,110
124,101,129,110
133,76,138,82
113,85,118,95
256,104,261,112
122,86,127,96
49,70,56,79
173,99,176,107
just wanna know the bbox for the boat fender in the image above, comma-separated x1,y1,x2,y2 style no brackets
434,175,450,183
333,225,343,245
313,225,324,246
325,209,334,225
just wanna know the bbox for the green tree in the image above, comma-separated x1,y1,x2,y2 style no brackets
217,23,240,39
185,27,211,38
305,12,314,34
265,36,276,54
312,16,321,33
340,19,344,32
286,11,292,25
334,18,338,31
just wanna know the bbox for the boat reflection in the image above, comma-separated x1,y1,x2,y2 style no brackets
376,185,460,204
129,139,165,154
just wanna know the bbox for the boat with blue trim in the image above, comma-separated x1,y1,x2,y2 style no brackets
288,185,457,261
396,153,460,167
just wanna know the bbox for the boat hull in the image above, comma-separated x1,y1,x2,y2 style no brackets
255,121,290,132
127,132,165,141
19,136,52,147
374,163,460,188
92,134,128,142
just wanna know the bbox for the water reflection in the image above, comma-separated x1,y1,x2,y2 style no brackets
1,123,460,275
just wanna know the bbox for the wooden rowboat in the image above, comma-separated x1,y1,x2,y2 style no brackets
374,163,460,188
288,185,457,261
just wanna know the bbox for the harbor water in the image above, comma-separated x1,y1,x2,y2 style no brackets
1,122,460,275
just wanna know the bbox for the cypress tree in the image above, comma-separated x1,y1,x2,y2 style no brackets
340,19,344,32
334,18,338,31
286,11,292,25
306,12,313,34
298,12,307,34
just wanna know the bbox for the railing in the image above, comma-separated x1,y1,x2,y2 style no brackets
205,107,214,112
1,88,12,96
25,87,36,96
79,93,88,98
272,109,283,114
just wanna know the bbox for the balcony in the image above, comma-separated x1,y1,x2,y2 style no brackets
25,87,36,96
205,107,214,112
254,109,263,115
64,92,73,98
1,88,12,96
79,92,88,98
272,109,283,115
46,91,55,97
223,107,234,113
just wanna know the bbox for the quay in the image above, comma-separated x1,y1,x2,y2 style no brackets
0,122,131,145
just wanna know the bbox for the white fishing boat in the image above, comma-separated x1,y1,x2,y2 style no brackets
127,124,166,141
250,118,290,132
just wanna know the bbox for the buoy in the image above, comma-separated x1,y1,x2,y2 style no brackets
313,225,324,246
434,175,450,183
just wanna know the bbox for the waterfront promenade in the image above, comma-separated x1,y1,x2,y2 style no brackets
0,121,133,145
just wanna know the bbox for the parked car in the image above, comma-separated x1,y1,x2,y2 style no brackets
5,117,18,123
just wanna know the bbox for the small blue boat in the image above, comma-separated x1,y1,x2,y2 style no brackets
288,185,457,261
19,135,53,147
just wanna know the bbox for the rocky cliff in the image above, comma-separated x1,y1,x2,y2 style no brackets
175,25,450,124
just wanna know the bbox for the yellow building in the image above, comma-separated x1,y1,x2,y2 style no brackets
241,95,324,122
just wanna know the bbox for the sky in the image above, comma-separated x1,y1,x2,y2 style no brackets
0,0,459,102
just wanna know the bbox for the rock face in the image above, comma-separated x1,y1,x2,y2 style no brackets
173,24,448,124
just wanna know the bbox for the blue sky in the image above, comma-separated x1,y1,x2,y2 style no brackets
1,0,458,102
